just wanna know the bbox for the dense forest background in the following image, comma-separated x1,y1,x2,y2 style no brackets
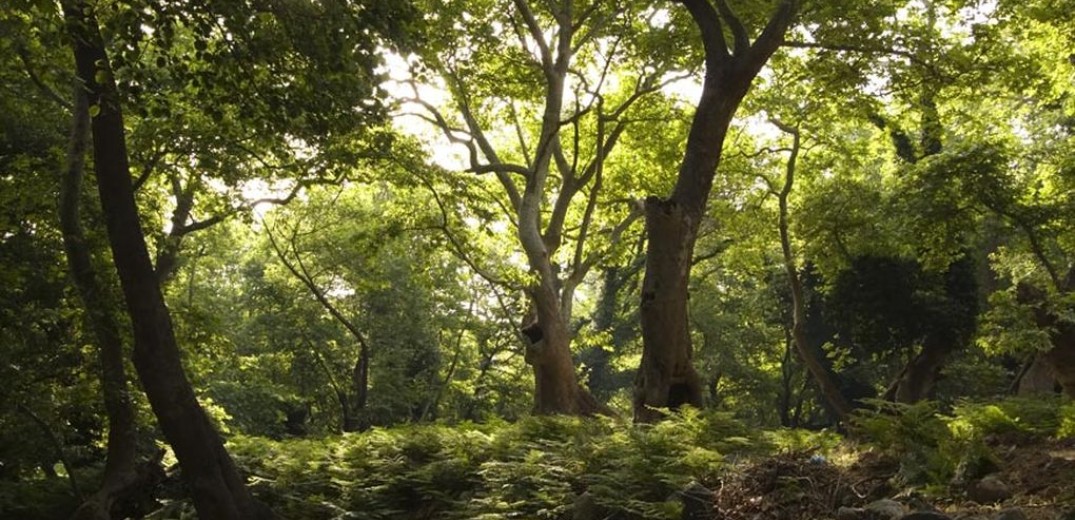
2,0,1074,519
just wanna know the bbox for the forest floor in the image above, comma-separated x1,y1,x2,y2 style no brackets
713,436,1075,520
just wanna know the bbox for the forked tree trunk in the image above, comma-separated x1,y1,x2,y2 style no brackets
61,2,274,518
635,0,800,422
61,82,142,520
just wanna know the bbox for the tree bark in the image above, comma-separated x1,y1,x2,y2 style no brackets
526,281,608,415
634,0,800,422
61,2,274,518
1045,343,1075,398
636,198,704,422
60,81,142,520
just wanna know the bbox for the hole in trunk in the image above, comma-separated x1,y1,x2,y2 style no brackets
668,383,692,410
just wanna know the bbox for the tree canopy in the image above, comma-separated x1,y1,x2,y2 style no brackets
2,0,1075,518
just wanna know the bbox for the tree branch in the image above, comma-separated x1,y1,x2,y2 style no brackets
713,0,750,54
513,0,554,72
678,0,729,64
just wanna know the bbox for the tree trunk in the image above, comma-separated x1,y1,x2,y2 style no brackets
889,340,951,403
635,199,704,422
60,81,143,520
267,228,371,432
1016,353,1058,395
1017,282,1075,397
61,3,273,518
635,0,800,422
526,282,607,415
1045,332,1075,398
347,345,370,431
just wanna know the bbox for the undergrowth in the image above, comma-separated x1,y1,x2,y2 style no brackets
225,409,767,520
851,396,1075,492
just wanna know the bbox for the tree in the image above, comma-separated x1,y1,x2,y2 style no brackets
634,0,799,422
409,0,673,414
264,184,460,429
763,120,853,420
61,82,147,520
60,1,273,517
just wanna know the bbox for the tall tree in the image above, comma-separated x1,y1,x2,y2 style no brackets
634,0,799,422
411,0,670,414
764,120,853,420
61,83,146,520
60,1,273,517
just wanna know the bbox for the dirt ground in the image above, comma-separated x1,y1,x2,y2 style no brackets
712,437,1075,520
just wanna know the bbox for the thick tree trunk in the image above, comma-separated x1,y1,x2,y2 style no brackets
635,0,799,422
62,3,273,518
526,283,607,415
60,82,142,520
635,199,704,422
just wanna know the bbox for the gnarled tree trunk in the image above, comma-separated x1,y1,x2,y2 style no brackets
62,2,274,518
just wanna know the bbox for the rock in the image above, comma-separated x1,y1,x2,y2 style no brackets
900,512,952,520
837,507,869,520
952,454,999,487
993,508,1026,520
967,475,1012,504
680,481,716,520
866,499,908,519
572,492,598,520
